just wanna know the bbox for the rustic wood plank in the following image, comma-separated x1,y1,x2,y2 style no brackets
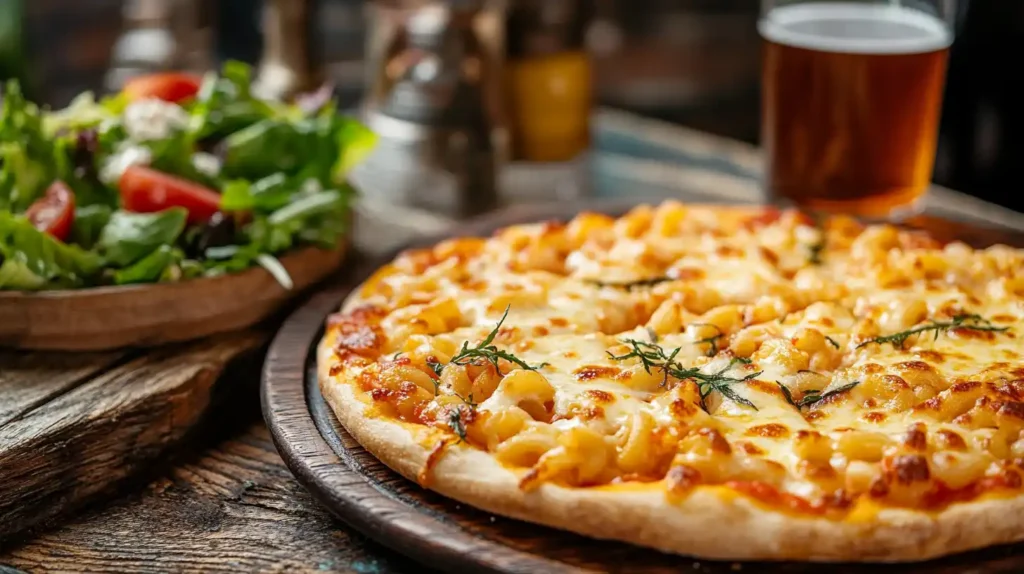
0,423,426,574
0,351,127,427
0,331,267,539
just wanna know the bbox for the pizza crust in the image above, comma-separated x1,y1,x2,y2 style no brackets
318,338,1024,562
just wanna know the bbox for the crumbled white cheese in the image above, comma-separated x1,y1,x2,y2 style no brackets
122,98,188,142
100,145,152,185
299,178,323,196
191,152,222,178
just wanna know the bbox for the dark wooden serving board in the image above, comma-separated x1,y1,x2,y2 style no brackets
263,201,1024,574
0,329,268,541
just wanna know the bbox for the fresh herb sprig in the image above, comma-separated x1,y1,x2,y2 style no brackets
447,406,470,443
777,381,860,410
695,360,762,411
806,241,824,265
857,314,1009,350
587,276,672,290
431,306,544,378
691,323,722,357
608,340,761,411
607,339,682,387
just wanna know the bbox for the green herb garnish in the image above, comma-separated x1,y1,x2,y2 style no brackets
856,314,1009,350
608,339,682,387
777,381,860,410
447,406,469,443
427,360,445,378
807,242,824,265
824,335,840,349
454,391,477,408
432,306,543,376
608,340,761,411
691,323,722,357
587,276,671,290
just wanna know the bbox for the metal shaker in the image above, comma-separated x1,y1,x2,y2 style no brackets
352,0,507,219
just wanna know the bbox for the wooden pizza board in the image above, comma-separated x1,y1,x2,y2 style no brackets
263,201,1024,573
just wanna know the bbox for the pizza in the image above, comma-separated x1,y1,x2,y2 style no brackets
318,202,1024,562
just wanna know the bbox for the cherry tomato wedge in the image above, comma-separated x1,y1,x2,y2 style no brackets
122,72,202,103
26,181,76,241
119,166,222,224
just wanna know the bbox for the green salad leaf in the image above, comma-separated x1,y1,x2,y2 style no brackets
0,141,49,213
70,204,112,249
97,208,188,267
190,60,278,141
0,81,52,211
0,211,103,289
331,115,378,179
0,257,45,290
219,173,291,212
112,244,182,285
41,91,121,135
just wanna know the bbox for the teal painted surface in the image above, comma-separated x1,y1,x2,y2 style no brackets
594,126,759,182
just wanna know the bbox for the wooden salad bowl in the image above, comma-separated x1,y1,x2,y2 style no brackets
0,243,347,351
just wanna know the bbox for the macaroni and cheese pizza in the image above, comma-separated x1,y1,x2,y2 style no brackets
318,202,1024,562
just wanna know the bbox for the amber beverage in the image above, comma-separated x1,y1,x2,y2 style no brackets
760,2,954,218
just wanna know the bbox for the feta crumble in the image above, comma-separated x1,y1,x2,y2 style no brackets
122,98,189,142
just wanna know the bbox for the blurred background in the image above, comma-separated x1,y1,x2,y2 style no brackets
1,0,1021,213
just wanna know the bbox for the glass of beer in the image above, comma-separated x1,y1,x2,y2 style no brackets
759,0,956,218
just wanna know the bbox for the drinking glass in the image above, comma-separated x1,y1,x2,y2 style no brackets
759,0,958,218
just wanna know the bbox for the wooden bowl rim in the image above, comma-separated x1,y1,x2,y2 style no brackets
0,244,341,300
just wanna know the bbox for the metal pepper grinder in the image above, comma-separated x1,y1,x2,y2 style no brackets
255,0,325,101
352,0,507,219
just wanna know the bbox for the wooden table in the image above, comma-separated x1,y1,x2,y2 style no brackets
3,110,1023,573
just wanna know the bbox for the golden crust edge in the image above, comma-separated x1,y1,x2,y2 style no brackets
317,338,1024,562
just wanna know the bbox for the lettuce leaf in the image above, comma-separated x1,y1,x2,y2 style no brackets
331,115,377,180
112,245,181,285
0,211,103,289
97,208,188,267
219,173,292,212
221,110,374,190
71,204,112,249
0,81,52,211
190,60,278,141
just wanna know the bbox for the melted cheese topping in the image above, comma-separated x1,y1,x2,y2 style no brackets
322,202,1024,516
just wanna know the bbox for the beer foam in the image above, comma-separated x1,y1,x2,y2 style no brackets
759,2,952,54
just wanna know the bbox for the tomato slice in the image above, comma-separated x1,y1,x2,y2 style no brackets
122,72,202,103
26,181,76,241
119,166,222,224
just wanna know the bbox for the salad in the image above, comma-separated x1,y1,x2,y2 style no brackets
0,61,375,291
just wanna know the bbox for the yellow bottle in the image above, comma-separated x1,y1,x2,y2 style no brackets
505,0,592,163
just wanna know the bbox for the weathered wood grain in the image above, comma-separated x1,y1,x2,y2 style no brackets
0,423,427,574
0,331,267,540
0,351,127,427
264,202,1024,574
